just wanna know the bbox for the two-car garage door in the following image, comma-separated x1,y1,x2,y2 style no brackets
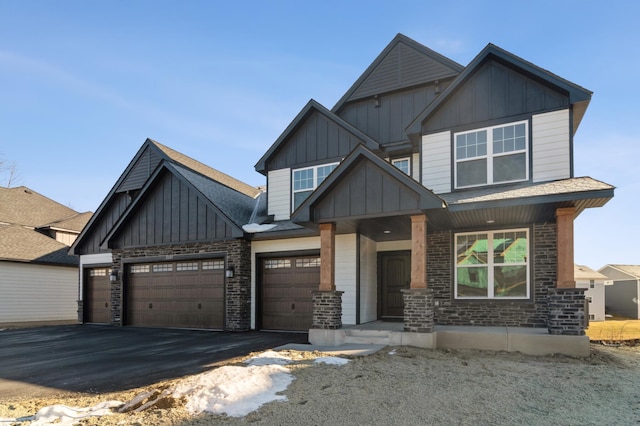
126,259,225,329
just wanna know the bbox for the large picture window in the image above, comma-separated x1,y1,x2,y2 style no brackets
292,163,338,211
455,121,528,188
455,229,529,299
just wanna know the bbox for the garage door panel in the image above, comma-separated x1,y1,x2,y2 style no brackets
85,268,111,323
261,256,319,331
127,259,224,329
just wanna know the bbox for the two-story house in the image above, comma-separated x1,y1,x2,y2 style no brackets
71,34,613,356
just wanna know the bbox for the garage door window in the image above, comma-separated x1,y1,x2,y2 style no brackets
90,269,107,276
152,264,173,272
202,260,225,270
176,262,198,271
131,265,150,273
265,259,292,269
296,257,321,267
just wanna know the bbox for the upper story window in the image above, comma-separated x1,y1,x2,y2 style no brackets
391,157,410,175
455,121,528,188
292,163,338,211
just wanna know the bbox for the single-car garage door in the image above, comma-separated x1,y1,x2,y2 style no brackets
126,259,224,329
85,268,111,324
261,255,320,331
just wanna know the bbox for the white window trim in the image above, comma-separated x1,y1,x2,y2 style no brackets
391,157,411,176
291,162,339,212
454,120,529,189
455,228,530,300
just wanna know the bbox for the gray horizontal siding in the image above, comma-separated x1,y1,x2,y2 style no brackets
423,59,569,133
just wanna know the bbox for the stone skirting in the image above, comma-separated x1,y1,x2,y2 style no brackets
548,288,587,336
402,288,434,333
312,291,343,329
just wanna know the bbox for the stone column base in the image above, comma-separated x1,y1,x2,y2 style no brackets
402,288,434,333
548,288,587,335
312,291,343,329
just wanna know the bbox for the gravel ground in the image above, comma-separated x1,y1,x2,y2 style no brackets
1,344,639,425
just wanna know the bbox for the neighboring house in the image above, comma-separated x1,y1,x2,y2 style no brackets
599,265,640,319
71,34,613,355
575,264,608,321
0,186,91,326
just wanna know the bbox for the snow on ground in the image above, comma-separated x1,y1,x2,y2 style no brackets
4,350,349,424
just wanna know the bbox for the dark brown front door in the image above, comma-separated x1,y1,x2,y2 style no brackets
126,259,224,329
380,251,411,318
85,268,111,323
261,256,319,331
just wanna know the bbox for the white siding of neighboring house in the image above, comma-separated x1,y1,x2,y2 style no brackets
0,262,78,324
79,253,113,300
267,168,291,221
577,279,606,321
422,131,451,194
532,109,571,183
359,235,377,323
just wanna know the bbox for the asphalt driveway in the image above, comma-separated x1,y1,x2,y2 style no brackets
0,325,308,399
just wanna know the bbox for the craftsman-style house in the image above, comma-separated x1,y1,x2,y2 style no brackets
71,34,613,355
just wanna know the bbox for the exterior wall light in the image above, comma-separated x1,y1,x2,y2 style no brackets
225,266,235,278
109,269,118,282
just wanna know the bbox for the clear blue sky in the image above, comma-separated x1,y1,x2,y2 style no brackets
1,1,638,269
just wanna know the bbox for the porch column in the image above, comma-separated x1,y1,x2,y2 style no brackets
313,222,342,330
548,207,586,336
556,207,576,288
410,214,427,289
319,222,336,291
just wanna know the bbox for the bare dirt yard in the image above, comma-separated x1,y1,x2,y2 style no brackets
2,343,639,425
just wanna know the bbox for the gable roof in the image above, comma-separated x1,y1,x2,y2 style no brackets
0,186,79,228
575,264,608,281
254,99,381,175
71,139,260,254
291,144,445,226
405,43,593,139
0,224,78,266
151,139,260,198
600,265,640,280
332,33,464,112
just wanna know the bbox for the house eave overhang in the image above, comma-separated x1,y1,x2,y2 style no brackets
254,99,381,175
405,43,593,140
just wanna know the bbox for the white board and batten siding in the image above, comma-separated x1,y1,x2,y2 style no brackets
251,234,358,328
267,168,291,221
359,235,378,323
421,131,451,194
0,262,78,324
532,109,571,182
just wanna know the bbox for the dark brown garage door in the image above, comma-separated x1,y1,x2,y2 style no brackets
85,268,111,323
126,259,224,329
261,256,320,331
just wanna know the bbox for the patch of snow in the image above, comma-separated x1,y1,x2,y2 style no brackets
172,364,294,418
244,350,292,366
28,400,122,426
388,349,397,355
242,223,277,233
314,356,350,366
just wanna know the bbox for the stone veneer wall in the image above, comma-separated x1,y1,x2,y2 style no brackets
428,223,556,327
108,239,251,331
312,291,343,329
